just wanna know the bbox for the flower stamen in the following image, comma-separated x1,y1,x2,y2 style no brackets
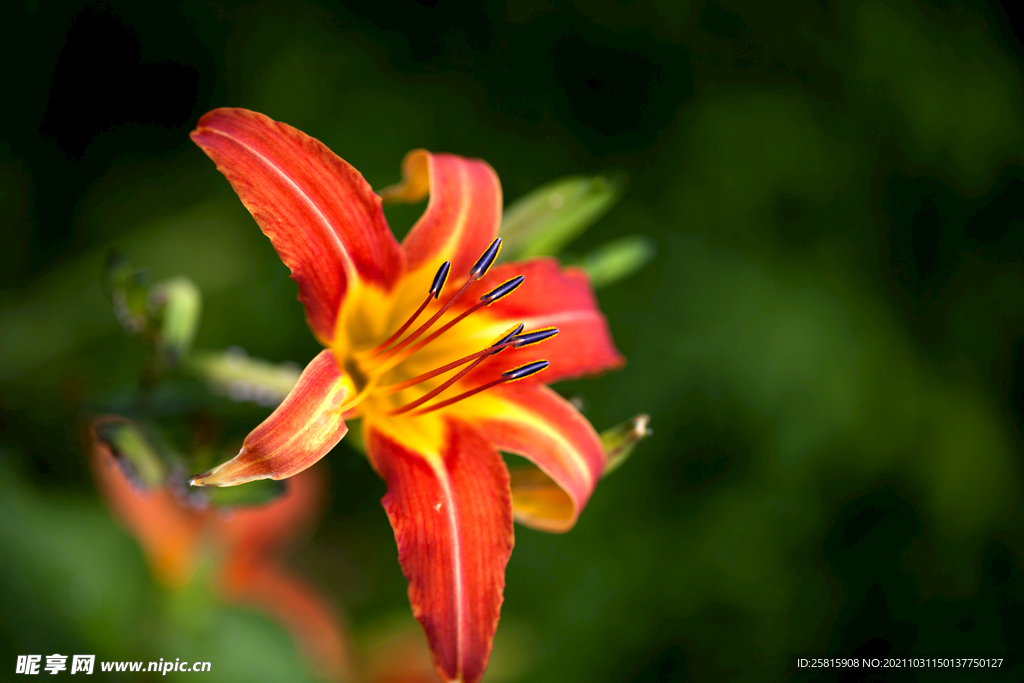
508,327,558,348
470,238,502,279
386,327,557,415
368,261,451,356
373,239,502,363
386,326,522,416
395,275,525,360
380,324,525,396
409,360,550,416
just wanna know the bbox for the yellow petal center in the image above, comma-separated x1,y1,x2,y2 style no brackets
328,264,513,455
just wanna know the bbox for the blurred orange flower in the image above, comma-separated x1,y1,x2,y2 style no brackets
90,416,351,682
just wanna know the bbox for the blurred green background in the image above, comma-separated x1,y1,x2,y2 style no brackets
3,0,1024,680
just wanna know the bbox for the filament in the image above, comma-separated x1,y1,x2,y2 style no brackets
408,360,550,417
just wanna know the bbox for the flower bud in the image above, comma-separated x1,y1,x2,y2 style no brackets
601,414,651,477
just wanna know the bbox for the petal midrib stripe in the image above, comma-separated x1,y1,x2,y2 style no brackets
433,461,466,680
203,127,359,283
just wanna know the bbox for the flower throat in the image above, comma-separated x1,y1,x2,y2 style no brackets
341,238,557,417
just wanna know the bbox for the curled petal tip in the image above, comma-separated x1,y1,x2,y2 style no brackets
188,472,220,488
473,386,606,533
399,152,502,279
188,457,267,488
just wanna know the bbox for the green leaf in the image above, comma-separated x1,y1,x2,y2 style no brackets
202,479,288,508
499,175,623,261
154,277,202,366
184,348,301,406
601,414,651,477
578,235,655,289
93,420,166,487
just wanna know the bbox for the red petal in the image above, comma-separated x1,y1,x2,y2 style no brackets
471,385,605,533
89,417,206,587
191,108,404,344
191,350,350,487
384,150,502,282
367,419,513,683
215,470,353,681
463,258,624,385
215,468,323,566
218,565,354,683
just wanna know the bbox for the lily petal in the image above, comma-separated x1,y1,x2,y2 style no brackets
191,108,404,345
470,385,605,533
192,350,350,487
461,258,624,385
89,418,204,587
507,467,576,530
215,468,324,566
218,565,354,683
216,470,351,682
384,150,502,281
368,419,513,683
217,469,353,683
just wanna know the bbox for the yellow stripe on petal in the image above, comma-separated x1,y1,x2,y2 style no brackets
456,385,605,533
367,419,513,683
508,466,576,533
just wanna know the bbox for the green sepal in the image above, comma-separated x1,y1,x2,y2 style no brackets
94,419,166,488
499,175,622,261
183,349,301,406
578,235,656,289
202,478,288,508
601,414,651,477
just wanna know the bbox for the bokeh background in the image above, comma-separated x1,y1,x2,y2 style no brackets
3,0,1024,681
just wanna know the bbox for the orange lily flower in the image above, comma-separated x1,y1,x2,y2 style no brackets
90,417,352,682
188,109,624,683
